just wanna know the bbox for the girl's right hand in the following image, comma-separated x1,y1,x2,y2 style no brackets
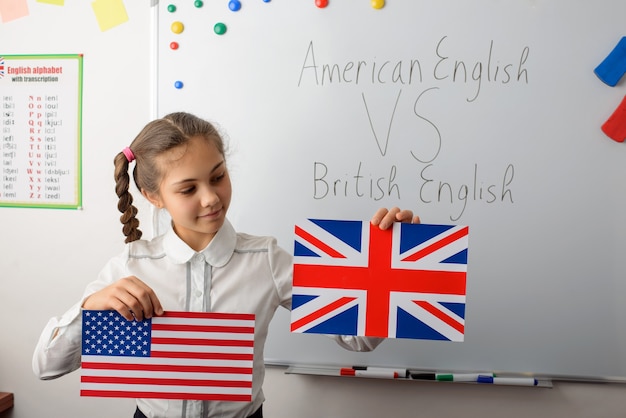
82,276,164,321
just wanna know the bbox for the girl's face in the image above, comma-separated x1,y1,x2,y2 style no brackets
144,135,232,251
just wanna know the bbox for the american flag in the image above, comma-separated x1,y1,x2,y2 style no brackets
80,310,255,401
291,219,468,341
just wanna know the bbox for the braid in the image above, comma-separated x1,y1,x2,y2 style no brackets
114,153,142,243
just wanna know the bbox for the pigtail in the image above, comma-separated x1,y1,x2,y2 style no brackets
114,152,142,243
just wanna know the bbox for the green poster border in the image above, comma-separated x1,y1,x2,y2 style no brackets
0,54,83,210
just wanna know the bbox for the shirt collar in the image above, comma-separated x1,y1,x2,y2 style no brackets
163,219,237,267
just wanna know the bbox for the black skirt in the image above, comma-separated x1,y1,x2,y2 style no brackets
134,405,263,418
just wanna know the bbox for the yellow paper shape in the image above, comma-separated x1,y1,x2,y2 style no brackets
91,0,129,32
37,0,65,5
0,0,29,23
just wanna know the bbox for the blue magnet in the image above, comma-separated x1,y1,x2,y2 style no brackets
174,80,184,89
229,0,241,11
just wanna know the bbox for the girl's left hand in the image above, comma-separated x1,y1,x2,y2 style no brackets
371,207,421,230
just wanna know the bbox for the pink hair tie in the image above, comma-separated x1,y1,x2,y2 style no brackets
122,147,135,163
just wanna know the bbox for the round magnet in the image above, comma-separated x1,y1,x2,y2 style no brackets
174,80,184,89
167,4,176,12
214,22,227,35
371,0,385,9
170,41,179,50
194,0,203,7
315,0,328,8
171,21,184,34
229,0,241,11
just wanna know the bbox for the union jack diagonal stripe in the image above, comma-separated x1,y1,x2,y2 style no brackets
291,219,469,341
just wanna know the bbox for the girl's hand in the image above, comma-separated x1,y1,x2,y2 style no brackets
371,207,421,230
82,276,164,321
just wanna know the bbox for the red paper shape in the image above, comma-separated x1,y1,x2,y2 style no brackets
602,95,626,142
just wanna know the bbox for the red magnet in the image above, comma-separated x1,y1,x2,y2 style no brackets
315,0,328,8
602,95,626,142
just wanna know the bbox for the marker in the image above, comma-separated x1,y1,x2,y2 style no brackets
477,375,538,386
362,367,408,378
435,373,494,382
340,368,399,379
410,373,436,380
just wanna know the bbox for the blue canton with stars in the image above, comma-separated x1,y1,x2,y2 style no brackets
81,310,152,357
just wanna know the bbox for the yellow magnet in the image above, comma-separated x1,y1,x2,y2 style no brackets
371,0,385,9
171,21,184,34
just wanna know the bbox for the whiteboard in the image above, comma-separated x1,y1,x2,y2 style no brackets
154,0,626,381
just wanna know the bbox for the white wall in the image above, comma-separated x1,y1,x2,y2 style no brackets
1,2,625,417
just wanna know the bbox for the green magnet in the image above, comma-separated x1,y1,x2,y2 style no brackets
214,22,227,35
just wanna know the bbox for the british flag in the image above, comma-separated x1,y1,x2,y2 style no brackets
291,219,469,341
0,57,5,79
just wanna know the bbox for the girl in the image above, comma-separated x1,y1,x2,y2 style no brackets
32,112,419,418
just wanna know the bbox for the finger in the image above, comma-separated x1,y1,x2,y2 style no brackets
394,209,415,222
127,279,162,319
370,208,389,226
82,290,136,321
113,289,147,321
379,207,401,230
412,215,421,224
115,277,161,320
148,292,164,317
108,297,137,321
